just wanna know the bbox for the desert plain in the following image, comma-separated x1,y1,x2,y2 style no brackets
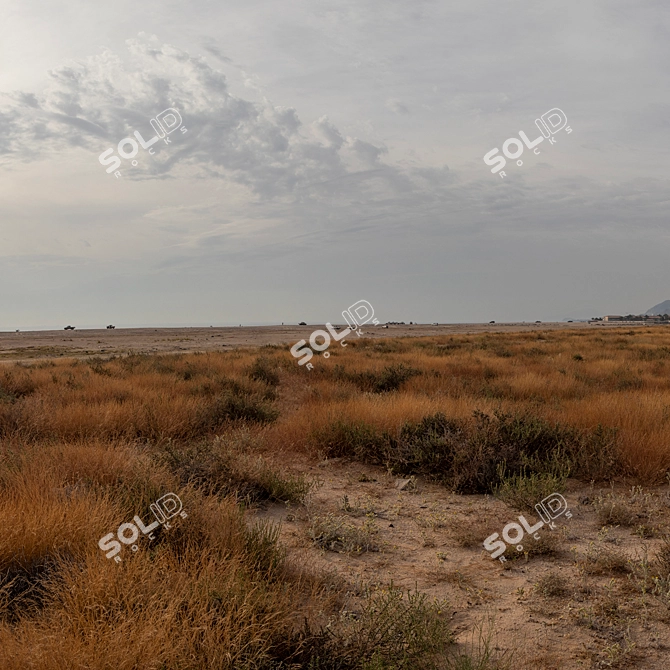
0,323,669,669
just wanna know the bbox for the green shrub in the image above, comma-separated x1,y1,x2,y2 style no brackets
493,453,570,511
311,411,620,495
383,413,462,474
312,421,387,460
452,411,575,494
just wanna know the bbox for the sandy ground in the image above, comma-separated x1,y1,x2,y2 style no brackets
0,321,635,362
252,457,670,669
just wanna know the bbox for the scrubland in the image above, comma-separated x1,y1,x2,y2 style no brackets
1,327,670,668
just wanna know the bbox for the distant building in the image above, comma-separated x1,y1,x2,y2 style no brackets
603,315,624,322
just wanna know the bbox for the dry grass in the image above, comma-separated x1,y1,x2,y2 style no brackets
534,572,569,598
307,514,382,553
3,328,670,667
152,429,313,504
0,437,448,668
275,328,670,481
0,352,279,442
578,544,631,576
0,349,460,669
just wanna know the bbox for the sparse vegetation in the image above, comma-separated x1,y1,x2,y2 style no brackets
535,572,569,597
289,586,453,669
154,431,312,504
494,454,570,512
3,327,670,667
594,491,639,528
500,530,562,561
308,514,381,553
579,544,631,575
311,410,616,494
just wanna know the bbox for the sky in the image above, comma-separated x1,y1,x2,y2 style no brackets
0,0,669,329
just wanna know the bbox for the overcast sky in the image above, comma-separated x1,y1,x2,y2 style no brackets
0,0,668,329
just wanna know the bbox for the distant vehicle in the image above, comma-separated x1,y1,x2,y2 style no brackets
489,320,495,324
432,322,439,325
568,320,573,323
535,320,541,323
64,325,75,330
106,325,115,329
298,321,307,326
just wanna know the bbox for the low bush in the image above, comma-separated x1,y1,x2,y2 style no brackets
334,364,422,393
288,586,452,669
311,410,620,494
197,389,279,429
579,545,631,576
313,420,387,460
493,453,570,512
308,514,381,554
535,572,569,598
248,356,281,387
154,434,311,505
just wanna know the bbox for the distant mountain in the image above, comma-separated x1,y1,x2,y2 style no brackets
646,300,670,316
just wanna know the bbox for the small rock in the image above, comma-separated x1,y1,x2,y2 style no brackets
395,478,412,491
317,457,343,468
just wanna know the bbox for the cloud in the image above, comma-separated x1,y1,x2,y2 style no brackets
0,35,410,201
201,43,233,64
386,98,410,115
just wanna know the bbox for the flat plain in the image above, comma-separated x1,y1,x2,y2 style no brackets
1,324,669,669
0,320,630,361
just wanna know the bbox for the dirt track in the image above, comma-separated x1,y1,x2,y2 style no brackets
0,321,643,361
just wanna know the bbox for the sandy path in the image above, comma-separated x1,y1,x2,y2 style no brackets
252,456,670,669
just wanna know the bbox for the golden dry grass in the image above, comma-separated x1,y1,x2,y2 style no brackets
0,438,339,668
1,327,670,667
271,328,670,480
